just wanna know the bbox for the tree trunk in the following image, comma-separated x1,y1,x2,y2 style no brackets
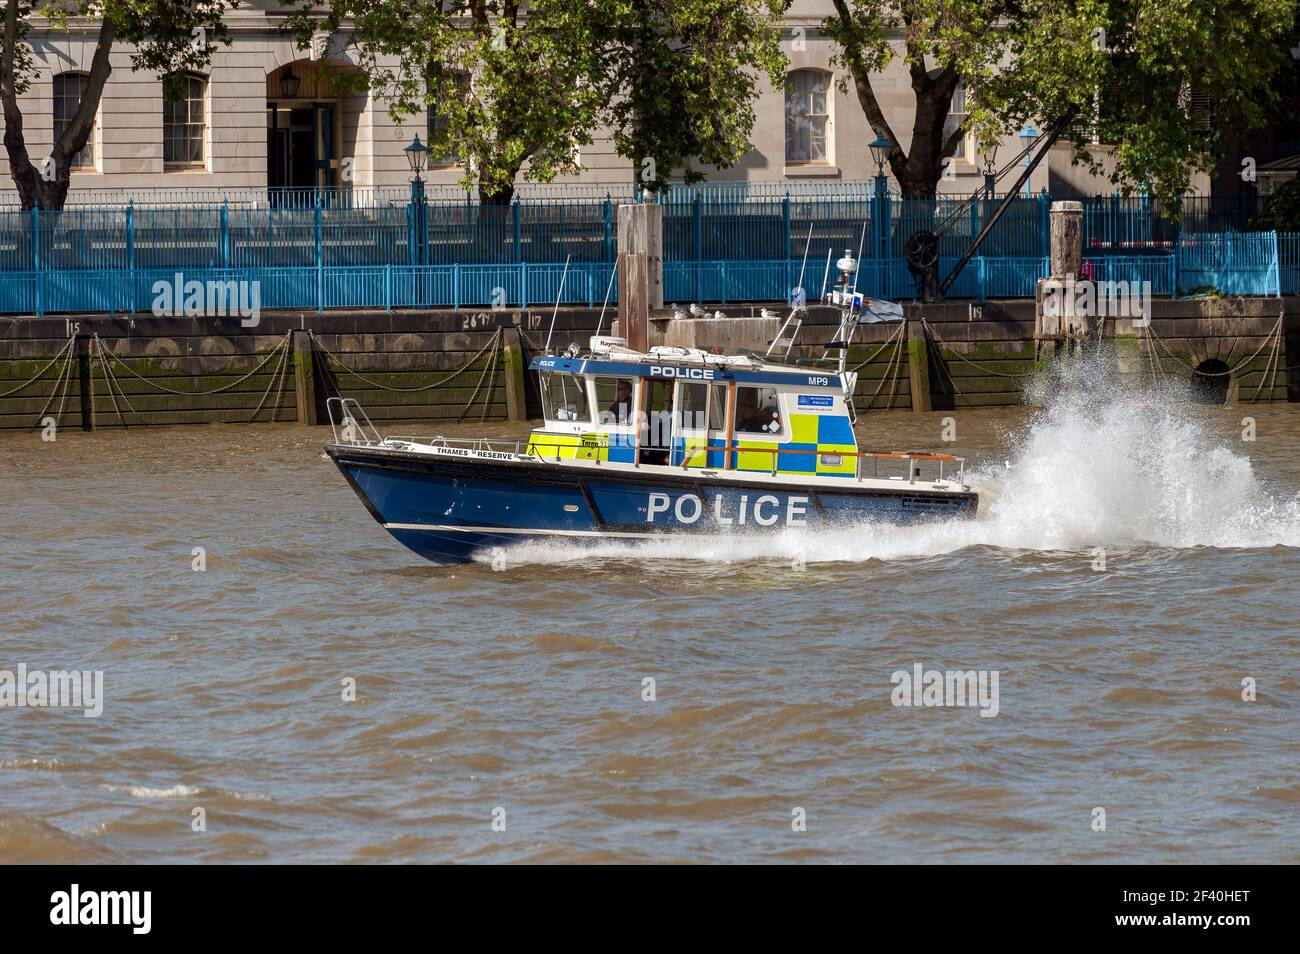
478,182,516,206
2,5,114,210
891,73,960,199
828,0,963,201
473,163,522,264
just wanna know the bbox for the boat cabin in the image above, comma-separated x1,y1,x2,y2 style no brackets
526,339,859,477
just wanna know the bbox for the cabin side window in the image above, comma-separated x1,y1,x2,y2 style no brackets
677,383,727,432
735,386,782,435
592,376,638,426
540,372,591,423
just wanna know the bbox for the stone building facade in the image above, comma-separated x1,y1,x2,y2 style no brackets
0,1,1193,199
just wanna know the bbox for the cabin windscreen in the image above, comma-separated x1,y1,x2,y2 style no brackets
540,372,591,423
735,385,783,435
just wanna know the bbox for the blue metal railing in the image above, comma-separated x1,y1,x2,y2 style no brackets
0,184,1291,315
0,188,1273,270
0,262,626,317
1281,233,1300,295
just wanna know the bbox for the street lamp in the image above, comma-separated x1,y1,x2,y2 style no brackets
404,134,431,266
279,68,301,99
404,134,431,182
981,143,998,197
1018,124,1039,196
868,132,894,180
867,132,894,263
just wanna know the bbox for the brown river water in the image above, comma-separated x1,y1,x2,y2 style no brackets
2,370,1299,863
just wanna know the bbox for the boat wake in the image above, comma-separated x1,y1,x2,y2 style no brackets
482,368,1300,566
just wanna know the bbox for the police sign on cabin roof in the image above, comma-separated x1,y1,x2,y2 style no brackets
528,356,843,389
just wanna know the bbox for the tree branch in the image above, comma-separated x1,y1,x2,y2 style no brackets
54,19,115,162
829,0,899,155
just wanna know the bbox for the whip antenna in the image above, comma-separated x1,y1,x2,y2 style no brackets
592,265,618,340
543,254,572,354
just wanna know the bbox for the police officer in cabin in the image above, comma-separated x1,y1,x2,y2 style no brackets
647,389,673,464
608,380,633,424
737,392,780,434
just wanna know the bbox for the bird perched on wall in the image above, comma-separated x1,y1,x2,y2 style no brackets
689,303,706,318
671,304,688,320
713,310,726,320
760,307,778,320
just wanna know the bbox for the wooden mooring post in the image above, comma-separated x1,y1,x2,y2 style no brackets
77,334,95,430
1035,200,1087,368
502,327,527,421
291,330,317,426
615,201,663,352
906,316,932,413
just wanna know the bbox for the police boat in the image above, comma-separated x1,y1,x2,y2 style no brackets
325,260,978,565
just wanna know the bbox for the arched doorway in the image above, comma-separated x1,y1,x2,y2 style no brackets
266,61,343,201
1190,358,1231,404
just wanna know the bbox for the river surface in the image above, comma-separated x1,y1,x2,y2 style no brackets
2,373,1298,863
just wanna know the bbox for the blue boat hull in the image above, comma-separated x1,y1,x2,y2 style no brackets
328,445,979,564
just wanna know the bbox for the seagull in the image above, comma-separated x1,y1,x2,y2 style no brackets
671,304,688,320
713,309,727,320
689,303,707,318
760,308,779,320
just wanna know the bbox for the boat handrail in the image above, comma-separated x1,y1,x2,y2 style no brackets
372,433,965,483
741,350,839,369
517,436,964,483
385,435,529,455
326,397,383,446
671,443,965,482
674,444,961,462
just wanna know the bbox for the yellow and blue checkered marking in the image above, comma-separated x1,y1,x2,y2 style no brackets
532,407,857,477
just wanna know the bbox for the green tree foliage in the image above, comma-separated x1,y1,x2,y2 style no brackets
825,0,1298,202
1,0,232,209
1248,177,1300,231
285,0,789,204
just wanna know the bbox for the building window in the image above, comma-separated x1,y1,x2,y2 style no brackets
53,73,95,170
785,70,830,164
427,72,469,166
164,73,207,169
944,82,971,163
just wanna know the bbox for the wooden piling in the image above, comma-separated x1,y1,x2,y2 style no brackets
77,335,94,430
618,251,650,352
502,327,527,422
1048,201,1084,279
615,202,662,353
291,329,317,426
906,317,932,413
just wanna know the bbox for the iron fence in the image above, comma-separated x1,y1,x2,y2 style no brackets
0,183,1290,314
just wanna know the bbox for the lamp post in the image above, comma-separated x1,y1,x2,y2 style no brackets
405,134,431,266
976,144,999,242
981,144,999,198
869,132,894,196
868,132,894,262
405,133,430,183
1018,124,1039,197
